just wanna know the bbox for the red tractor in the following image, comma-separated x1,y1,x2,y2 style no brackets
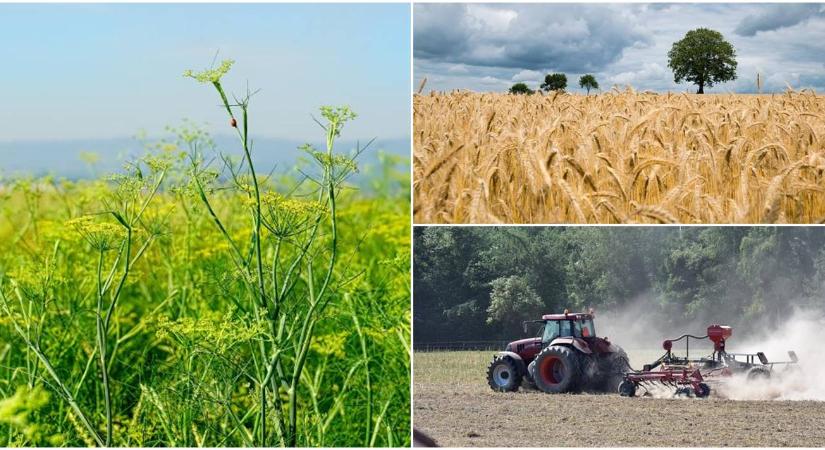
486,311,629,394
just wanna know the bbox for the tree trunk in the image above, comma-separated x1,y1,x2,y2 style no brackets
697,81,704,94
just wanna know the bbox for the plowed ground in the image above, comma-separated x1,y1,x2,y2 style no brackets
413,351,825,447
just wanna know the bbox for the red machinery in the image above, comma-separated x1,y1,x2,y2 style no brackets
486,311,629,394
619,324,798,398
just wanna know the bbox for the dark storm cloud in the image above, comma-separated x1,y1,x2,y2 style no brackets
413,4,651,73
413,4,472,60
414,3,825,94
734,4,824,36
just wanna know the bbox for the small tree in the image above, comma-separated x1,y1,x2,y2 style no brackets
509,82,533,95
541,73,567,92
579,74,599,95
668,28,737,94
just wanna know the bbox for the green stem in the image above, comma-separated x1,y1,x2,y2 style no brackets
287,122,341,446
0,291,104,447
95,250,112,446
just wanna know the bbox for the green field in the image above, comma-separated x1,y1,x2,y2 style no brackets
0,62,410,447
414,348,666,385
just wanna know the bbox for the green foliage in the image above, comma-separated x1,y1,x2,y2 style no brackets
183,59,235,84
0,386,61,446
413,227,825,342
0,62,410,447
541,73,567,92
578,74,599,94
486,275,543,329
667,28,737,94
508,82,533,95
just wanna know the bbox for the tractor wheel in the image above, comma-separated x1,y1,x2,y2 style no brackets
747,367,771,381
618,379,637,397
578,355,599,390
486,356,522,392
695,382,711,398
533,345,581,394
519,361,537,390
600,347,630,393
527,360,536,384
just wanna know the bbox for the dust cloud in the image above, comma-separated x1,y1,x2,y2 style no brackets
718,310,825,401
594,298,824,401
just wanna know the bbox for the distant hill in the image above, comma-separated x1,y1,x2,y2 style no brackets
0,135,410,181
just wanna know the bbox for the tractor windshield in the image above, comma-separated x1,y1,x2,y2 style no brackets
542,320,560,343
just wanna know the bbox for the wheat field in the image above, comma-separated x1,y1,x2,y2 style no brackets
413,89,825,224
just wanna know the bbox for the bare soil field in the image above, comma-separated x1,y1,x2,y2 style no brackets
414,351,825,447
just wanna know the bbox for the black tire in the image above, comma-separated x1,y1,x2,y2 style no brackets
486,356,522,392
599,347,630,393
578,355,599,390
618,379,637,397
747,367,771,381
526,360,536,384
533,345,581,394
695,382,711,398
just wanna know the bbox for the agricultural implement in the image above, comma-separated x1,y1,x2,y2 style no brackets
618,324,799,398
486,311,630,394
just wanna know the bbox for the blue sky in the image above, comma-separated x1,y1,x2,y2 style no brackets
415,3,825,94
0,3,410,142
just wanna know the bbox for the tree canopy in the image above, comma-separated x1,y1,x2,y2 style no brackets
579,74,599,94
667,28,738,94
414,227,825,343
541,73,567,92
509,82,533,95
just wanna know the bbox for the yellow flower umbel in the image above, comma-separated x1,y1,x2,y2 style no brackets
182,59,234,84
156,309,267,355
66,216,125,252
260,192,325,238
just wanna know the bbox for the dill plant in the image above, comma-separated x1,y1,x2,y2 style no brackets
1,158,167,446
183,59,364,446
0,58,410,448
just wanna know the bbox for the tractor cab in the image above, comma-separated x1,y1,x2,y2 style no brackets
540,312,596,343
511,311,612,362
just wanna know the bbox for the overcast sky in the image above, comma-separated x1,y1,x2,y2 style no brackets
414,3,825,94
0,4,410,141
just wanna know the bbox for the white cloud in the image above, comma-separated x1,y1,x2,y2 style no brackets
480,75,506,85
415,3,825,94
511,69,542,82
608,63,668,87
465,5,518,33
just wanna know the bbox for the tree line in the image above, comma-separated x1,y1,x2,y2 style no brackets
509,28,737,95
413,227,825,343
510,73,598,95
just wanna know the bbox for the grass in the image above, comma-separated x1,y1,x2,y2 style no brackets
0,60,410,447
414,348,671,385
413,89,825,224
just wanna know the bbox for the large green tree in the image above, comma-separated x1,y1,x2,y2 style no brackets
667,28,737,94
541,73,567,92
